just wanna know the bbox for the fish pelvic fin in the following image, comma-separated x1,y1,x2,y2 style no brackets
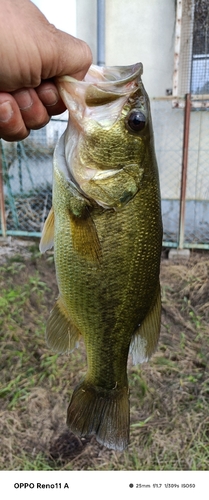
39,207,55,253
67,381,130,451
46,295,80,353
130,284,161,364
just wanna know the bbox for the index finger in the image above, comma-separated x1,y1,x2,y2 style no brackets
0,93,29,141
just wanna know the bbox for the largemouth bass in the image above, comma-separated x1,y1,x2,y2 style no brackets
40,62,163,451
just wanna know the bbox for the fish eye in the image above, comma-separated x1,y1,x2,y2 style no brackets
126,110,146,132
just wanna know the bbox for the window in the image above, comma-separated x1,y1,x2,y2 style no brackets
173,0,209,108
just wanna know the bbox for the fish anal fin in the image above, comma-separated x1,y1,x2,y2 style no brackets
39,207,55,253
130,285,161,364
67,381,130,451
46,295,80,353
69,210,102,264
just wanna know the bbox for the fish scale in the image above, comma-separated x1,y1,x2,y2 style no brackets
40,62,162,450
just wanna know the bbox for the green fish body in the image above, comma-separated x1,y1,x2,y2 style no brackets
40,63,163,451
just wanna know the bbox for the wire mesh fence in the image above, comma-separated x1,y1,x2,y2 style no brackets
174,0,209,108
184,102,209,245
151,99,184,245
0,119,67,236
191,0,209,95
0,102,209,249
174,0,194,97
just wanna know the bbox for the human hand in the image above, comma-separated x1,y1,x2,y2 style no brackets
0,0,92,141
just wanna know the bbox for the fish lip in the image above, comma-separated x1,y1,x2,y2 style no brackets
56,62,143,89
56,63,144,130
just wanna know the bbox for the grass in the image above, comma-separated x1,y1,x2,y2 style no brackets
0,244,209,470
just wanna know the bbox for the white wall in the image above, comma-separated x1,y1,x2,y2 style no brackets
32,0,76,35
105,0,175,97
76,0,176,97
76,0,97,62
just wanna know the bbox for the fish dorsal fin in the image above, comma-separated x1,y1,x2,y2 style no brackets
46,295,81,353
39,207,55,253
130,285,161,364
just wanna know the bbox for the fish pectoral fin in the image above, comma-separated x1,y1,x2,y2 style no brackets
69,209,102,264
130,285,161,364
46,295,81,353
39,207,55,253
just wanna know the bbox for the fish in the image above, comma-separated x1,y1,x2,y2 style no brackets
40,62,163,451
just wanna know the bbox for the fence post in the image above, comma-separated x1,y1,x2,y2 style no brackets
178,93,191,249
0,141,7,237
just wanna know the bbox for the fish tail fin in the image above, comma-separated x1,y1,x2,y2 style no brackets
67,380,130,451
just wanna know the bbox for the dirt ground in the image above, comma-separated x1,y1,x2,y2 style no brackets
0,238,209,470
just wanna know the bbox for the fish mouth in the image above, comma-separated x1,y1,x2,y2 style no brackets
56,63,143,112
85,62,143,85
58,62,143,88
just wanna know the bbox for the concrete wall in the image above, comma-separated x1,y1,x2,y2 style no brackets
76,0,97,63
76,0,176,97
105,0,175,97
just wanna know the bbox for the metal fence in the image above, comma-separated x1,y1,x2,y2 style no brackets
152,96,209,249
0,103,209,250
0,119,67,238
